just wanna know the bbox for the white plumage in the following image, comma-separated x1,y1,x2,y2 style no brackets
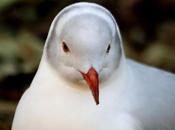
12,2,175,130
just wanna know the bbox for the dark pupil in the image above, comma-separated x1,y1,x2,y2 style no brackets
62,42,69,52
106,44,110,53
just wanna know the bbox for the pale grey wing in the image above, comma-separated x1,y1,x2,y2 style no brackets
127,59,175,130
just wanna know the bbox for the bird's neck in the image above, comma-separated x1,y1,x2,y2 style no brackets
102,56,129,89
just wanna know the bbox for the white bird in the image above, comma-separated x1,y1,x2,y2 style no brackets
12,2,175,130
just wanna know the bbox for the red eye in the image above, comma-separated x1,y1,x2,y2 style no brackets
62,41,70,53
106,44,110,53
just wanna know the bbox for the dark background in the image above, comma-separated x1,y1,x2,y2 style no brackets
0,0,175,129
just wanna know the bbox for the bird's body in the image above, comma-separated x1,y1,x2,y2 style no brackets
12,2,175,130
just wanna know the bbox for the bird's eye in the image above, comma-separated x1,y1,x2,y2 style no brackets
106,44,111,53
62,41,70,53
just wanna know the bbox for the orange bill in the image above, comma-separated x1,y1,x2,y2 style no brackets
81,67,99,105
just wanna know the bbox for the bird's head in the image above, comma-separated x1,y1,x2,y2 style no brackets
45,2,124,105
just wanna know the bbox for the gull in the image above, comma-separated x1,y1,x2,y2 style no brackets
12,2,175,130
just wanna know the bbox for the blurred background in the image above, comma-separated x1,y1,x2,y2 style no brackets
0,0,174,129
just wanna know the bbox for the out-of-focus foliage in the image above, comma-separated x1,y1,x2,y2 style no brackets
0,0,18,10
0,30,42,80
